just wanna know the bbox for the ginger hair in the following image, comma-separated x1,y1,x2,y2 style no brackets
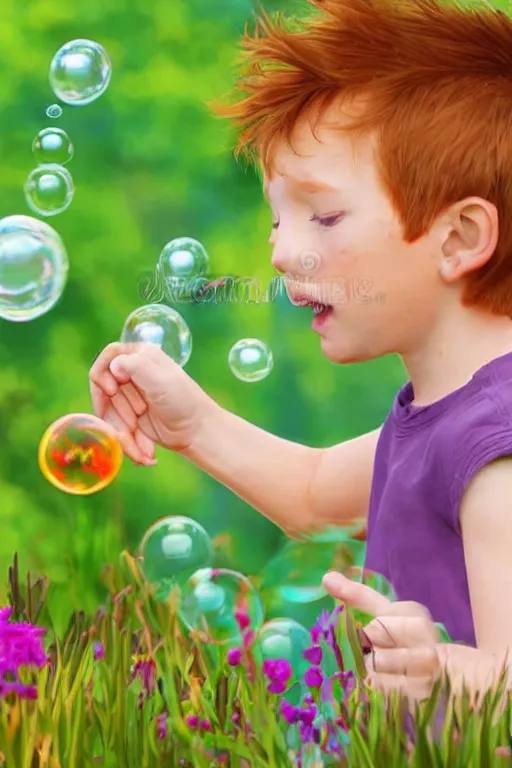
211,0,512,315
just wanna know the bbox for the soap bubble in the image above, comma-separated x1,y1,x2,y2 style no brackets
24,165,74,217
120,304,192,367
228,339,273,382
38,413,123,495
256,618,311,677
0,215,68,321
158,237,209,284
139,517,213,594
33,128,74,165
179,567,264,645
46,104,63,119
343,566,396,625
49,39,112,106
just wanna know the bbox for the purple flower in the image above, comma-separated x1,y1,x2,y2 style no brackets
268,679,287,694
200,718,212,731
129,658,156,698
235,609,251,632
280,700,300,724
262,659,292,683
227,647,242,666
298,697,317,726
156,712,168,739
0,605,48,700
304,666,323,689
185,714,200,729
303,644,322,665
232,712,240,725
93,641,104,661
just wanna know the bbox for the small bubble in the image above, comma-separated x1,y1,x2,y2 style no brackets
228,338,273,383
24,165,74,217
46,104,63,119
33,128,74,165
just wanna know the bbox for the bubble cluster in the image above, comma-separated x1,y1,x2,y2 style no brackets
120,304,192,367
49,39,112,106
139,517,213,593
0,215,69,321
179,568,264,645
228,338,273,382
158,237,209,285
24,165,74,217
46,104,63,119
33,128,74,166
38,413,123,495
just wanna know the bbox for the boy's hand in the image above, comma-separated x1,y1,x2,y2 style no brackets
322,571,441,700
89,342,215,465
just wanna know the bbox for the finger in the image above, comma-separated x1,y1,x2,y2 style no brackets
120,382,147,417
102,404,146,465
372,646,439,677
322,571,392,617
367,671,436,700
134,429,157,464
111,390,139,432
365,615,439,649
90,381,110,420
110,346,175,399
89,343,126,397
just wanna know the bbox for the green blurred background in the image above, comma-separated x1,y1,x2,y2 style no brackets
0,0,407,628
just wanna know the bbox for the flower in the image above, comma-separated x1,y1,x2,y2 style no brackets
0,605,48,700
185,713,200,730
303,644,322,665
280,700,300,724
200,718,212,731
304,666,323,689
128,657,157,702
227,646,242,666
263,658,293,694
310,606,344,671
235,609,251,632
156,712,168,739
93,641,104,660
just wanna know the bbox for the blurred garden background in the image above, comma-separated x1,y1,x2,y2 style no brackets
0,0,408,631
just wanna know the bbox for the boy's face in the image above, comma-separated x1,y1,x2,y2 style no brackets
265,113,446,364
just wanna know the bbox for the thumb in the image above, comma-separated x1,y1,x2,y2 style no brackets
322,571,392,617
110,351,173,397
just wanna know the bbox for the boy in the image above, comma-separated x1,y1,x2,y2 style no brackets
90,0,512,699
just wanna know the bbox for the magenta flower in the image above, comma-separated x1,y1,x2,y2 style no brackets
200,718,212,731
304,666,324,689
280,699,300,724
303,644,322,665
235,609,251,632
0,605,48,700
310,606,344,671
227,646,242,666
185,713,200,730
263,658,293,694
156,712,168,739
93,641,104,661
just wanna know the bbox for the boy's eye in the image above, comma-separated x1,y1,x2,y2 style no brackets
311,213,344,228
272,220,279,229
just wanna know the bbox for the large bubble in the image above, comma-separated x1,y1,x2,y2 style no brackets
0,215,69,321
24,165,74,217
179,568,264,645
120,304,192,367
139,516,213,594
49,39,112,106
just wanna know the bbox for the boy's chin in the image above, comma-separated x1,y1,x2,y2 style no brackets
319,336,377,365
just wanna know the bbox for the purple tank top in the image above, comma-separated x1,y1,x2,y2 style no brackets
364,350,512,646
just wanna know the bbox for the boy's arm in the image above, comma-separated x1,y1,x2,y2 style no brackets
182,403,380,537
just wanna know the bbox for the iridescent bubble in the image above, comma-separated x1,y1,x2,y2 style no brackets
139,517,213,595
38,413,123,495
256,618,311,678
0,215,69,321
158,237,209,284
24,165,74,217
228,338,273,382
33,128,74,165
343,566,396,626
49,39,112,106
179,568,264,645
120,304,192,367
46,104,63,119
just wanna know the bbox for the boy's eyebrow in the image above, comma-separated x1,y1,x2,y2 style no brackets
263,175,339,198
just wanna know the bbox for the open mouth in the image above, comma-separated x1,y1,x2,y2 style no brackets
291,298,332,315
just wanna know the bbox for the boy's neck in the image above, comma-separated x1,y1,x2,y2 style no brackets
401,308,512,407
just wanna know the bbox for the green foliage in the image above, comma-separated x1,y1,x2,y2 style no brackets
1,556,512,768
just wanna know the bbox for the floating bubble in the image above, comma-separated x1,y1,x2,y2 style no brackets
158,237,209,284
46,104,63,119
24,165,74,217
228,338,273,382
343,566,396,625
33,128,74,166
0,215,69,321
38,413,123,495
179,568,264,645
139,517,213,594
49,39,111,106
257,618,311,677
120,304,192,367
259,539,357,605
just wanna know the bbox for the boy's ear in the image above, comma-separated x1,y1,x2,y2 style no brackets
439,198,498,282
